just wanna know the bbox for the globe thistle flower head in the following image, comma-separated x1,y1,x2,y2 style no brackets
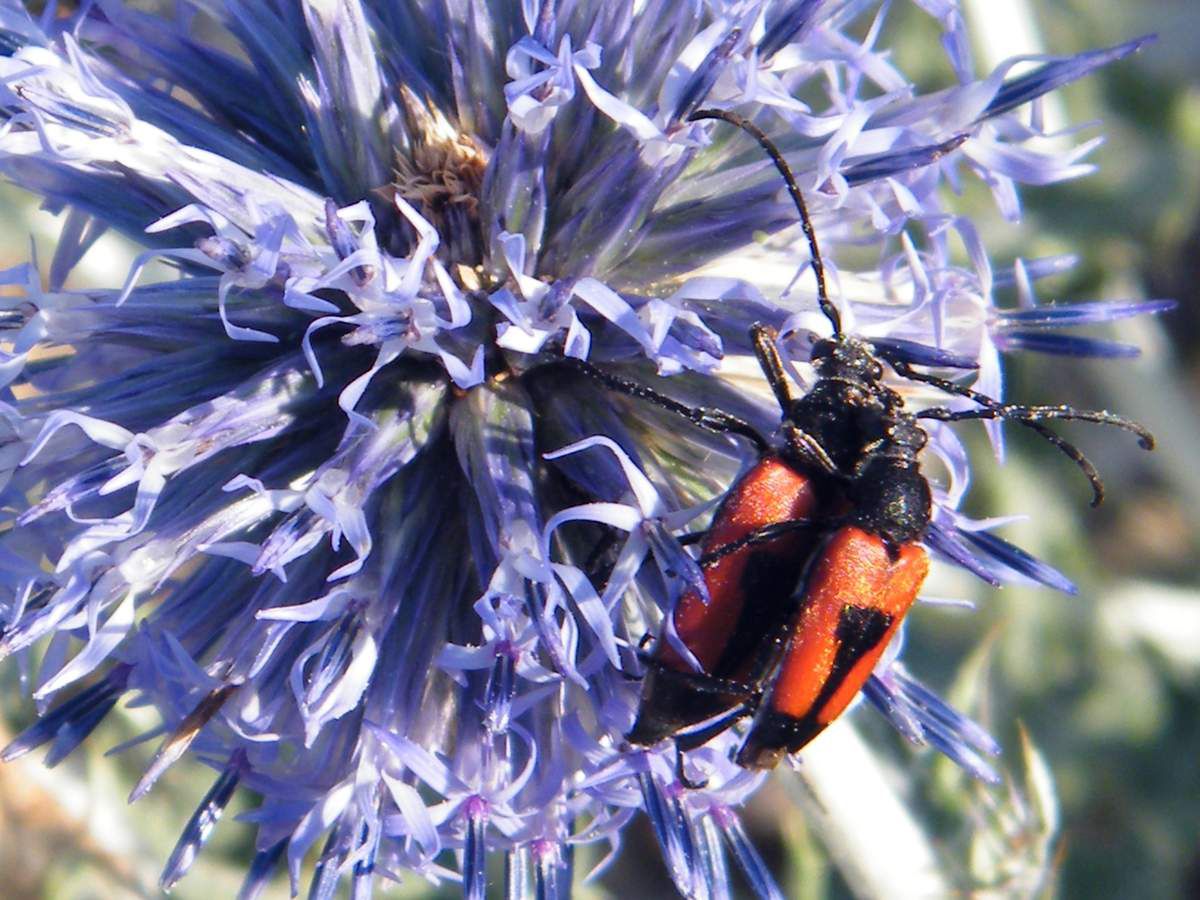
0,2,1168,897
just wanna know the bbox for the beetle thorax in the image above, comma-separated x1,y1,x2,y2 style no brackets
809,336,884,385
849,454,932,547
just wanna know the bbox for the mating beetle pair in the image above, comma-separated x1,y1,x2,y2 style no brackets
561,108,1154,780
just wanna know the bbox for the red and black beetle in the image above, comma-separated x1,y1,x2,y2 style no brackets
623,451,830,747
567,108,1155,776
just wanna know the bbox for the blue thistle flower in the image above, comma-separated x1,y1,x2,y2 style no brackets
0,2,1167,896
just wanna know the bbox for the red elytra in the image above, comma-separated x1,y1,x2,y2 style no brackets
736,527,929,769
626,455,827,746
665,457,819,670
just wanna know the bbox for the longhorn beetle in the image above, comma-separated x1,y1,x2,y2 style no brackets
559,107,1154,779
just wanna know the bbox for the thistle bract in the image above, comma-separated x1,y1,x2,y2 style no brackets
0,2,1164,897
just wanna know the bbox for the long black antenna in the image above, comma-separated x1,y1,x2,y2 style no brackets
900,360,1155,506
689,108,841,337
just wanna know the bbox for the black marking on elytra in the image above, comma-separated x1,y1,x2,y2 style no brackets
808,604,894,718
734,706,827,769
733,605,896,767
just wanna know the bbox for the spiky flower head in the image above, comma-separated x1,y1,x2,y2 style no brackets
0,2,1166,896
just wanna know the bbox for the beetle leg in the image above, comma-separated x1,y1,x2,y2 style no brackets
675,745,709,789
559,357,769,452
782,421,840,475
699,516,840,566
632,660,758,699
674,704,756,754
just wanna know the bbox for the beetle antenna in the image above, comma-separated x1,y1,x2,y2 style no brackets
689,108,841,338
901,361,1154,506
923,407,1109,505
897,362,1154,445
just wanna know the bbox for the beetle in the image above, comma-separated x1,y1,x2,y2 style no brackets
623,442,835,748
553,355,841,753
564,108,1155,777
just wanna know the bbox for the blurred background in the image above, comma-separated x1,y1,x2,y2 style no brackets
1,1,1197,897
